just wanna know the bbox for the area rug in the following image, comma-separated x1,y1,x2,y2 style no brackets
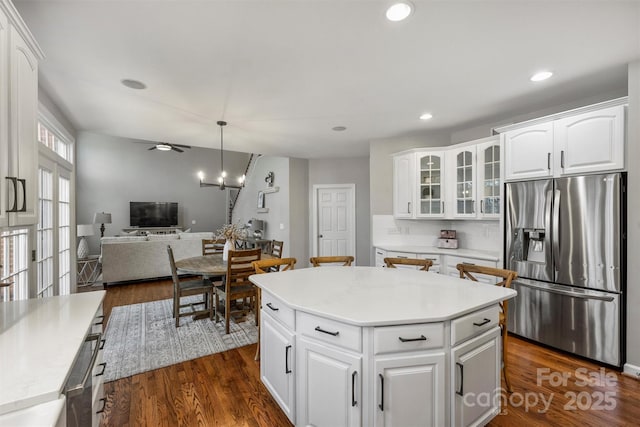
102,296,258,382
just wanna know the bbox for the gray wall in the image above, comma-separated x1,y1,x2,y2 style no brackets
626,60,639,374
76,131,250,252
308,157,371,266
289,157,309,266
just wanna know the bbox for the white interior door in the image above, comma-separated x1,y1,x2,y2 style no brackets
312,184,356,262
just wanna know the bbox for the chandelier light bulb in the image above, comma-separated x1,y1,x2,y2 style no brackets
197,171,205,181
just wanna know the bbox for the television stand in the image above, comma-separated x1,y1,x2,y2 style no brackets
122,227,183,235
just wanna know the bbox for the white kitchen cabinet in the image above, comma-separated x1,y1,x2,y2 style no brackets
503,122,554,181
261,311,295,423
416,253,441,273
392,153,414,218
449,146,477,218
451,327,501,427
382,250,441,273
445,256,498,284
553,104,625,175
374,352,445,427
297,336,361,427
502,99,626,181
0,0,43,227
374,248,387,267
416,151,446,218
476,138,501,218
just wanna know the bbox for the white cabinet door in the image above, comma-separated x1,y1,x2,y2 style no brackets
8,25,38,226
416,151,446,218
503,122,554,181
374,248,387,268
0,7,8,228
450,146,476,218
451,328,501,427
393,153,414,218
476,139,501,219
416,253,440,274
297,336,361,427
374,352,445,427
554,105,625,176
261,311,295,423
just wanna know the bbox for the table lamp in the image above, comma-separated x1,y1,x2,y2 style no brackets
93,212,112,238
77,224,94,259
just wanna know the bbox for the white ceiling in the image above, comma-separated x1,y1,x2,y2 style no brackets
13,0,640,158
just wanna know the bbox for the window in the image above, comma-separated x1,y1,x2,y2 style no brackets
58,176,71,295
0,229,29,302
36,167,54,297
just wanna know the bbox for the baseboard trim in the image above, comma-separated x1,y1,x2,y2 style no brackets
623,363,640,380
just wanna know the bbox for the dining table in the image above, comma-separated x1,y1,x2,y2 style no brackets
174,252,274,277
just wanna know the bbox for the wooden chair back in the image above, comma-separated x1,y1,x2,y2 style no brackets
253,258,296,274
270,240,284,258
227,248,262,288
167,244,181,286
202,238,225,255
309,256,354,267
384,257,433,271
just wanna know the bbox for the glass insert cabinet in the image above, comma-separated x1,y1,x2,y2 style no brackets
417,151,445,217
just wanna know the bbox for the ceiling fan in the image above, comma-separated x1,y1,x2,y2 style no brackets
147,142,191,153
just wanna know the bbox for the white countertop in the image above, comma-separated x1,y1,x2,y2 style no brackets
375,245,500,261
0,291,106,416
250,267,515,326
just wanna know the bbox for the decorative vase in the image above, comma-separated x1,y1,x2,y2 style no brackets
223,240,233,261
77,237,89,259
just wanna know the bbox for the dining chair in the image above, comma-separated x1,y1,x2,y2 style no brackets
456,263,517,392
167,245,215,327
270,240,284,258
202,238,225,255
384,257,433,271
309,256,354,267
252,257,297,360
215,248,262,334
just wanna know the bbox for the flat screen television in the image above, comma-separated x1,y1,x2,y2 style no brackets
129,202,178,227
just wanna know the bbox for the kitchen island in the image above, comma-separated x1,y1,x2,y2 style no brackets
250,266,516,427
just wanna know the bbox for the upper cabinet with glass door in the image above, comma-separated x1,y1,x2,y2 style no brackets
450,146,476,218
477,137,501,219
416,151,446,218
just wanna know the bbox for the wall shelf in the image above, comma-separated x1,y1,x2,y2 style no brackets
257,208,269,214
262,186,279,194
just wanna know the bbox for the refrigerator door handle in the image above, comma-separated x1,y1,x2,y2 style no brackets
516,281,615,302
552,189,561,272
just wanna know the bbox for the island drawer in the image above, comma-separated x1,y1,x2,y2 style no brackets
261,291,295,330
451,305,499,346
297,311,361,352
374,322,444,355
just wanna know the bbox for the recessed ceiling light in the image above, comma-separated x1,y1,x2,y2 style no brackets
155,144,172,151
121,79,147,90
386,2,413,22
530,71,553,82
419,113,433,120
332,126,347,131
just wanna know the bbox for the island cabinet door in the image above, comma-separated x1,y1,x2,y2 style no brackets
374,352,445,427
451,327,501,427
260,312,295,423
296,336,362,427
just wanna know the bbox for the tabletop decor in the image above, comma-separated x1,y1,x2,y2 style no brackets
215,222,246,260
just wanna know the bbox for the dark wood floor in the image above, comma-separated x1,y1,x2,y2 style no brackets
94,279,640,426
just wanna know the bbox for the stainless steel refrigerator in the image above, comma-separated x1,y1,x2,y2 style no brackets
505,172,626,367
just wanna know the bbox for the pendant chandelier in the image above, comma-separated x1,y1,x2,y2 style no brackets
198,120,245,190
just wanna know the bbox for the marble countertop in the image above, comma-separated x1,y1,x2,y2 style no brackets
375,245,500,261
250,267,515,326
0,291,106,416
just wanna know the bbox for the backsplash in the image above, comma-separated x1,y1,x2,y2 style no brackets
372,215,501,253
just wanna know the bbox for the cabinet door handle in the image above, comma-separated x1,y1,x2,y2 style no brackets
398,334,427,343
378,373,384,411
560,150,565,168
96,397,107,414
17,179,26,212
314,326,340,336
407,202,411,214
473,318,491,327
472,199,475,214
441,201,445,213
5,177,18,212
351,371,357,407
266,302,279,311
480,200,484,213
285,345,292,373
95,362,106,376
456,362,464,396
547,152,551,170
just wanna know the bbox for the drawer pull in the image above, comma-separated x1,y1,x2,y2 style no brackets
96,362,106,376
473,318,491,327
456,362,464,396
285,345,292,373
351,371,357,407
462,262,475,266
96,397,107,414
315,326,340,336
398,334,427,343
266,302,279,311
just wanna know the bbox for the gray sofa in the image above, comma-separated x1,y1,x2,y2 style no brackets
100,232,214,284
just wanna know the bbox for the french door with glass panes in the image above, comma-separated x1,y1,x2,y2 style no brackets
416,151,446,218
0,228,30,302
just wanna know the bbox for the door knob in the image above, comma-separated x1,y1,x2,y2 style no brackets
318,234,323,238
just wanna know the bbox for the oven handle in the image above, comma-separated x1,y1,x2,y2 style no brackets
66,332,102,397
516,281,615,302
